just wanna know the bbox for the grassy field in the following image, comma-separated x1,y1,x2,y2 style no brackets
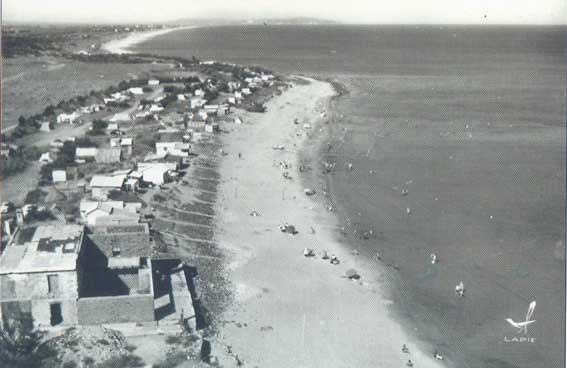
2,56,171,129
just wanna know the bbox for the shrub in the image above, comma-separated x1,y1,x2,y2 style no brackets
153,194,166,202
83,356,95,366
96,354,144,368
152,352,189,368
24,189,48,204
0,316,57,368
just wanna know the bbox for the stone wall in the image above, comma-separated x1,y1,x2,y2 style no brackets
77,294,154,325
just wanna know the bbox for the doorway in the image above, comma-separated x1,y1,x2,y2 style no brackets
49,303,62,326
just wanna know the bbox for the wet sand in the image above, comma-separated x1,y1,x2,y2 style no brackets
211,78,443,367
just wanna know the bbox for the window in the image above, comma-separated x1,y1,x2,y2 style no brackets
112,247,121,257
47,274,59,294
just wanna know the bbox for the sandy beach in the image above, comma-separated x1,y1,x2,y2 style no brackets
101,26,192,54
211,78,443,367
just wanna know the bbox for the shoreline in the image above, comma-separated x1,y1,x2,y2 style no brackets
210,76,443,367
101,26,194,54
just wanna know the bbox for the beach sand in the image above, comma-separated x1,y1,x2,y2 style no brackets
211,78,443,367
101,27,191,54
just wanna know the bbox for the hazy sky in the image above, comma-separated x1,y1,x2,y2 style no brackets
2,0,567,24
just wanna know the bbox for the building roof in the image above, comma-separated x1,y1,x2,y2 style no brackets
76,147,98,157
112,169,133,176
120,137,133,146
95,148,121,163
138,162,178,171
87,223,151,259
143,152,168,162
0,225,84,274
89,175,125,188
109,113,131,122
39,152,53,162
80,200,124,216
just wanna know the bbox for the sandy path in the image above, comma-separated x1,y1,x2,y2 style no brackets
212,78,443,367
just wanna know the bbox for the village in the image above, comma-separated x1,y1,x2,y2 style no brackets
0,60,283,366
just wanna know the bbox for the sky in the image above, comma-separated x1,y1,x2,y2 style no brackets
2,0,567,25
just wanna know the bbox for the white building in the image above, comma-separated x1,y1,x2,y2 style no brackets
39,152,53,164
137,162,178,186
149,104,164,112
52,170,67,183
155,142,190,157
128,87,144,95
148,79,160,86
39,122,51,132
79,200,141,226
110,137,133,156
89,175,126,200
75,147,98,159
56,112,81,124
190,98,206,109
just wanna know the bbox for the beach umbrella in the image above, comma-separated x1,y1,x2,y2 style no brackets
345,269,360,280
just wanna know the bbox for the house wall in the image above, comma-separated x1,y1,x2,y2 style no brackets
0,271,79,300
142,170,166,185
77,294,154,324
0,271,80,326
31,298,78,326
92,187,111,200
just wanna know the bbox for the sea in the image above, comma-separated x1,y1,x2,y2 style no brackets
134,25,566,368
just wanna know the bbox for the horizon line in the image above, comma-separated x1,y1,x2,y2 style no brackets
3,20,567,27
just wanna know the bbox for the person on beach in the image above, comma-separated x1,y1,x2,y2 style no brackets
303,248,315,257
406,360,414,367
455,281,465,297
402,344,409,353
374,252,381,261
322,251,329,259
434,351,444,360
430,252,438,264
330,254,340,265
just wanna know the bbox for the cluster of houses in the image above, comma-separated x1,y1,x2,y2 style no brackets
88,161,178,200
0,68,281,331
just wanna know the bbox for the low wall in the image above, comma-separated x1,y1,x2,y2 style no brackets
77,294,154,325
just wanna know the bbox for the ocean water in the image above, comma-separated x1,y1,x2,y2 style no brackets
135,25,566,368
